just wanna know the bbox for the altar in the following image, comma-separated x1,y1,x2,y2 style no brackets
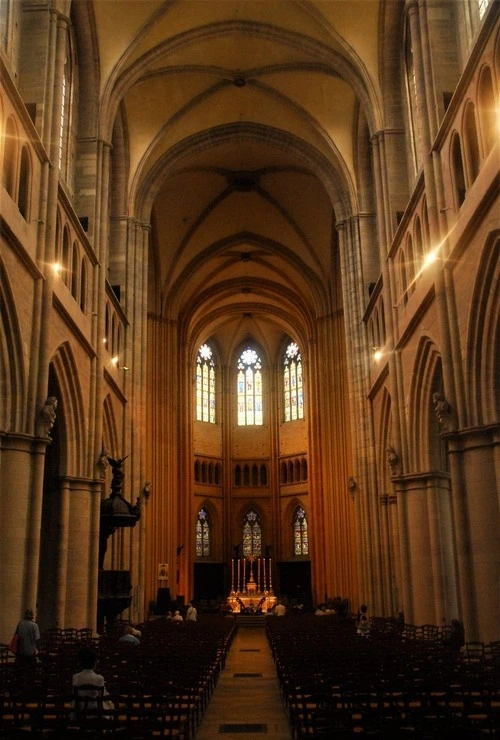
227,555,277,614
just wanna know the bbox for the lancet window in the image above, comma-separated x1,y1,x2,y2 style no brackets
237,348,263,426
196,508,211,557
242,510,262,557
293,507,309,556
196,344,216,423
284,341,303,421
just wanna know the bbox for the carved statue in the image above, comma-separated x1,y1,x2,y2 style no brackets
347,475,357,497
432,392,452,431
97,448,109,478
386,445,399,474
40,396,58,436
108,454,130,497
143,481,152,501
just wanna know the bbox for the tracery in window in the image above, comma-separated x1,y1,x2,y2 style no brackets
284,341,303,421
196,343,216,423
237,348,262,426
242,510,262,557
293,507,309,556
196,508,211,557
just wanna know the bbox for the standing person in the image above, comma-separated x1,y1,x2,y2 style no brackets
274,601,286,616
448,619,465,659
186,602,197,622
356,604,370,637
16,609,40,665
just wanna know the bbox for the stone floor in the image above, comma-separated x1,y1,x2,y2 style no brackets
195,625,293,739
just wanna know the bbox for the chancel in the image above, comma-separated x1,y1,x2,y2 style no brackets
0,0,498,650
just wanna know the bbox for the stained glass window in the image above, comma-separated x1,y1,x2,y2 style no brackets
196,508,210,557
284,342,304,422
242,510,262,557
293,507,308,556
196,344,216,423
478,0,490,19
237,348,263,425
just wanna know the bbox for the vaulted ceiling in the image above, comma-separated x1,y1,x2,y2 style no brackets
93,1,387,359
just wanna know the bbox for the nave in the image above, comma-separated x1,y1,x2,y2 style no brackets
195,622,291,740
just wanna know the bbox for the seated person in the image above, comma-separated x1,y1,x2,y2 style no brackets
72,647,114,721
118,625,140,645
172,610,183,622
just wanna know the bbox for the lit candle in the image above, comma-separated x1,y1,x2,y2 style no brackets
269,558,272,591
237,558,240,591
263,557,266,590
231,558,235,591
242,557,246,590
258,557,261,591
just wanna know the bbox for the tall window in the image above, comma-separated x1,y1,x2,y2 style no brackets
237,348,263,426
405,27,421,174
284,341,303,421
294,507,309,556
196,344,216,423
242,510,262,557
478,0,490,19
196,508,211,557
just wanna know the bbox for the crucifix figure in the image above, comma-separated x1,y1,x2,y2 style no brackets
247,555,256,583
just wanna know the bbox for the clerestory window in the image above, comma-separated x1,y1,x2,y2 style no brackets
237,348,263,426
284,341,304,421
196,344,216,423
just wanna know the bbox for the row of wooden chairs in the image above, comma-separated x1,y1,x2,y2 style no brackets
0,616,237,737
267,617,500,737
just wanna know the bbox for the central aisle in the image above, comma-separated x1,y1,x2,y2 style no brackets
195,623,293,739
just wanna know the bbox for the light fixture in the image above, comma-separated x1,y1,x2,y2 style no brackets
111,356,118,366
103,337,107,344
423,249,438,268
373,348,383,362
52,262,61,275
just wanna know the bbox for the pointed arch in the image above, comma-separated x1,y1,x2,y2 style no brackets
378,387,394,489
195,506,212,558
0,256,27,431
283,339,304,422
49,342,86,477
196,341,217,423
2,116,17,198
408,337,446,472
466,234,500,426
240,504,264,558
283,497,309,558
235,343,264,426
103,393,120,459
18,145,31,220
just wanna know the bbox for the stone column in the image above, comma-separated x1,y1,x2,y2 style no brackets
65,479,99,629
0,435,48,641
448,426,499,641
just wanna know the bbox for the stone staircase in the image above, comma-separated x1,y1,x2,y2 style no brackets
235,613,267,628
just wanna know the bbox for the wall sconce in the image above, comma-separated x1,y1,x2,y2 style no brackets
52,262,62,276
422,249,438,268
373,347,383,362
111,356,129,371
